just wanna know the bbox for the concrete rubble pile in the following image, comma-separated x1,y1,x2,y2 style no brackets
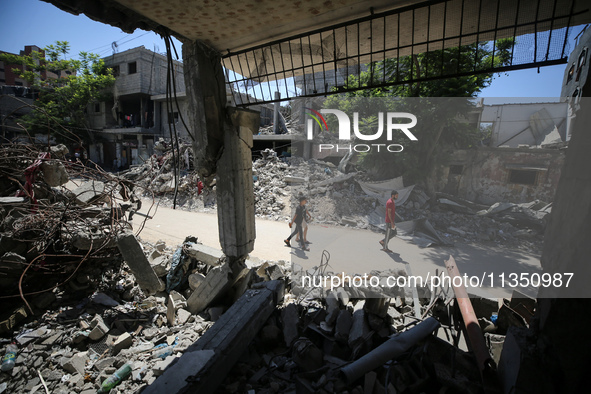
253,148,547,252
1,229,533,393
397,191,547,252
254,150,376,224
257,113,294,135
126,141,375,224
0,142,144,336
120,139,216,211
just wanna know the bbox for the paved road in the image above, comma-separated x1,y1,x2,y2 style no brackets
135,201,542,300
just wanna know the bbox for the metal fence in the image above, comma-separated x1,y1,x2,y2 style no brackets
222,0,587,106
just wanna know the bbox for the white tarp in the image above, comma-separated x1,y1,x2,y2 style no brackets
356,177,414,207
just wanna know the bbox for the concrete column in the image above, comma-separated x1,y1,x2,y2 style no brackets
303,140,311,160
154,102,161,135
137,134,148,162
182,40,226,181
115,140,122,169
217,108,259,257
182,40,258,258
273,91,280,134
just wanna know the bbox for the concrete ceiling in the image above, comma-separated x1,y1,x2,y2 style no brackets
43,0,590,55
42,0,415,53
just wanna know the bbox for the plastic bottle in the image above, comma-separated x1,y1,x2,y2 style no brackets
97,363,132,393
152,344,174,359
1,343,17,372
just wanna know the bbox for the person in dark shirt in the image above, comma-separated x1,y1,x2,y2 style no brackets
285,196,309,251
379,190,398,252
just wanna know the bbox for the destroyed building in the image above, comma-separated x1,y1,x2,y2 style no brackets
1,1,591,394
84,46,189,169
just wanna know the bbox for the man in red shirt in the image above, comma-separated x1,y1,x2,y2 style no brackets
379,190,398,252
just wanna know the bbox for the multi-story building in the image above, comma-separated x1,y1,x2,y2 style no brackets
1,45,73,87
88,46,190,169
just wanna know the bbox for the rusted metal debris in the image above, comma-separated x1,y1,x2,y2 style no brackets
0,142,150,316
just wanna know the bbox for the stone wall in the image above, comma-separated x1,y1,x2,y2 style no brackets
442,147,565,204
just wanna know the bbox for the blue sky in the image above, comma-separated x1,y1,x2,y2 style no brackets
0,0,585,101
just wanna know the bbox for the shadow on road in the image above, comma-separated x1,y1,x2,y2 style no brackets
291,247,309,260
383,250,405,263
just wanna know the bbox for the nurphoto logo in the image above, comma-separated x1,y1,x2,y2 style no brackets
305,108,418,153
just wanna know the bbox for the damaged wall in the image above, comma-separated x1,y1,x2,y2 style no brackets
482,102,568,147
441,147,565,205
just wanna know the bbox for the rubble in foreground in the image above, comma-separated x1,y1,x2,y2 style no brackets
1,228,535,393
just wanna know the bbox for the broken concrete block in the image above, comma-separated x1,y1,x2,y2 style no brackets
284,176,307,184
348,309,370,348
142,327,159,341
177,309,192,325
40,160,69,187
341,216,357,227
183,243,223,266
281,303,299,347
50,144,69,158
70,222,118,251
89,315,109,341
325,291,340,325
335,287,350,306
93,356,115,372
72,331,89,344
186,261,231,314
117,232,165,295
485,333,505,365
167,291,188,325
42,331,63,345
145,281,283,393
387,306,402,321
111,332,133,355
335,309,353,343
154,240,167,252
61,352,88,375
266,264,285,280
188,273,206,291
149,255,169,277
72,180,106,205
364,297,389,318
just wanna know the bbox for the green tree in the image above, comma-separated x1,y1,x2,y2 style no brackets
0,41,115,143
324,39,513,186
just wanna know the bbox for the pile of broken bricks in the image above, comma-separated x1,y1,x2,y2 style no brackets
1,229,537,393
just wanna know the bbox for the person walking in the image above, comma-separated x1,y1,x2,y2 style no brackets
295,204,312,245
379,190,398,252
285,196,309,251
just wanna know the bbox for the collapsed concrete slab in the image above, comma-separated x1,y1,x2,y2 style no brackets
183,243,223,266
72,180,106,205
117,232,165,295
186,261,231,314
144,280,284,393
